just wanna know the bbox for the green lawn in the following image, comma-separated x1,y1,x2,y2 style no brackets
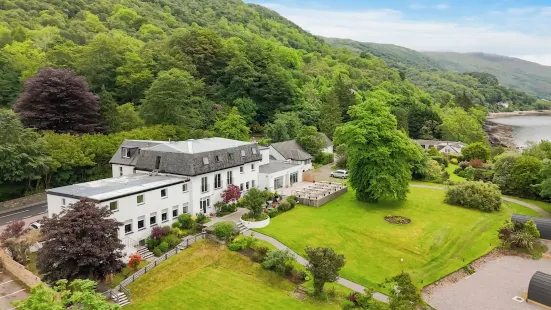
505,196,551,215
125,240,345,310
108,260,149,288
446,164,465,182
256,187,532,292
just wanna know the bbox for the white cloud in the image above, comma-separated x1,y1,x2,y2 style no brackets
409,3,449,10
434,4,450,10
259,4,551,65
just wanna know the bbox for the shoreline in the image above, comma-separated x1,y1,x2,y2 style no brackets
487,110,551,119
484,120,516,149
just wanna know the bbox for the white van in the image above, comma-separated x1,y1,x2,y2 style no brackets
330,170,348,179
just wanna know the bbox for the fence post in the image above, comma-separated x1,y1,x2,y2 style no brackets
187,239,189,247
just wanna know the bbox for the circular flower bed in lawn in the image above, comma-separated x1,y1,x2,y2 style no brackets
384,215,411,225
241,213,270,229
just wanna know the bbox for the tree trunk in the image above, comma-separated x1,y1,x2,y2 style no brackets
313,278,325,295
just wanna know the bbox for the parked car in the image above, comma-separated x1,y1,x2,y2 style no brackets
29,221,42,230
330,170,348,179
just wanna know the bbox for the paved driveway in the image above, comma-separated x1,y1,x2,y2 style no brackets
303,164,346,183
0,272,28,309
424,256,551,310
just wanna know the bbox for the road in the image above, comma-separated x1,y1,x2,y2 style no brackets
0,204,48,228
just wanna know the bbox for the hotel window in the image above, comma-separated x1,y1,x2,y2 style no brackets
172,206,178,218
251,163,255,171
246,181,250,190
201,176,209,192
240,183,244,191
124,220,133,234
161,209,168,222
215,155,221,162
182,183,188,192
200,197,210,213
241,149,246,157
214,173,222,189
137,216,145,230
119,167,123,176
274,177,283,190
61,198,66,206
252,180,255,188
122,147,129,158
252,148,257,155
203,157,209,165
137,194,144,205
290,172,299,185
109,201,118,211
227,171,233,185
182,203,189,214
150,212,157,226
228,153,234,160
240,166,244,173
161,188,167,198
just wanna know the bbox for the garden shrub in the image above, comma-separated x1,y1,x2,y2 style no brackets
342,300,355,310
251,252,266,263
278,200,291,212
152,247,162,257
171,222,181,229
267,210,278,218
150,226,168,241
314,152,334,165
162,234,180,248
228,235,257,251
450,158,459,165
171,227,182,237
453,167,463,174
178,214,194,229
469,159,484,169
162,226,171,235
214,201,228,214
445,181,502,212
524,219,540,239
214,222,236,242
127,253,142,270
145,238,157,251
261,249,295,275
287,195,298,208
459,161,470,169
463,166,476,180
158,241,169,252
196,213,208,224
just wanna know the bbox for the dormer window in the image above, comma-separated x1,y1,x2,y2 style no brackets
228,153,234,160
241,150,246,157
252,148,257,155
215,155,220,162
122,147,129,158
203,157,209,165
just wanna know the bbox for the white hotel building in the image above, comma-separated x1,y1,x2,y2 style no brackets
46,138,304,245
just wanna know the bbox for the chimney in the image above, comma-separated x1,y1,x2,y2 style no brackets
187,139,194,153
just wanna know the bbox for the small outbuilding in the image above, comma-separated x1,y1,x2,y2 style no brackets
527,271,551,308
511,214,551,240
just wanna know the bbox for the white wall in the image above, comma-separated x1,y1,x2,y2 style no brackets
47,182,191,243
258,166,303,192
111,164,135,177
259,148,270,166
187,161,260,216
322,145,334,154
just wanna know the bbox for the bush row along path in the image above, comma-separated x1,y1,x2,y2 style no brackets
409,184,551,217
243,230,390,303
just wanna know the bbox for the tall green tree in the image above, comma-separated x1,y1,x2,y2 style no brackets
264,112,302,142
462,142,491,162
305,247,345,295
331,74,357,121
318,92,342,138
111,103,144,132
438,107,486,143
335,97,422,202
214,107,250,141
140,68,204,127
296,126,324,155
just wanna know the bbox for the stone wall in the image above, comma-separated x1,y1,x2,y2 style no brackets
0,249,42,288
0,193,46,214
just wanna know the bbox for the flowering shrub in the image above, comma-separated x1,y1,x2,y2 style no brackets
221,184,241,203
127,253,142,270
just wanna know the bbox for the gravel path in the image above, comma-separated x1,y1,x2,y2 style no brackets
244,231,390,303
410,184,551,217
424,256,551,310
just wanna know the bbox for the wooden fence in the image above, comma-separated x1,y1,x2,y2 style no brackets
103,232,207,303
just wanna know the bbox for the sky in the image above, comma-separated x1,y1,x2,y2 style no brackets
247,0,551,65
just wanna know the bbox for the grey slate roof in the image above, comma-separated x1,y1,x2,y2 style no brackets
512,214,551,240
414,140,467,148
528,271,551,307
46,174,188,202
319,133,333,147
259,161,301,174
270,140,312,161
109,138,262,177
109,140,166,166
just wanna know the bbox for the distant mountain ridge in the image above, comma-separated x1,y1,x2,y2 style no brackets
325,38,551,100
420,52,551,100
